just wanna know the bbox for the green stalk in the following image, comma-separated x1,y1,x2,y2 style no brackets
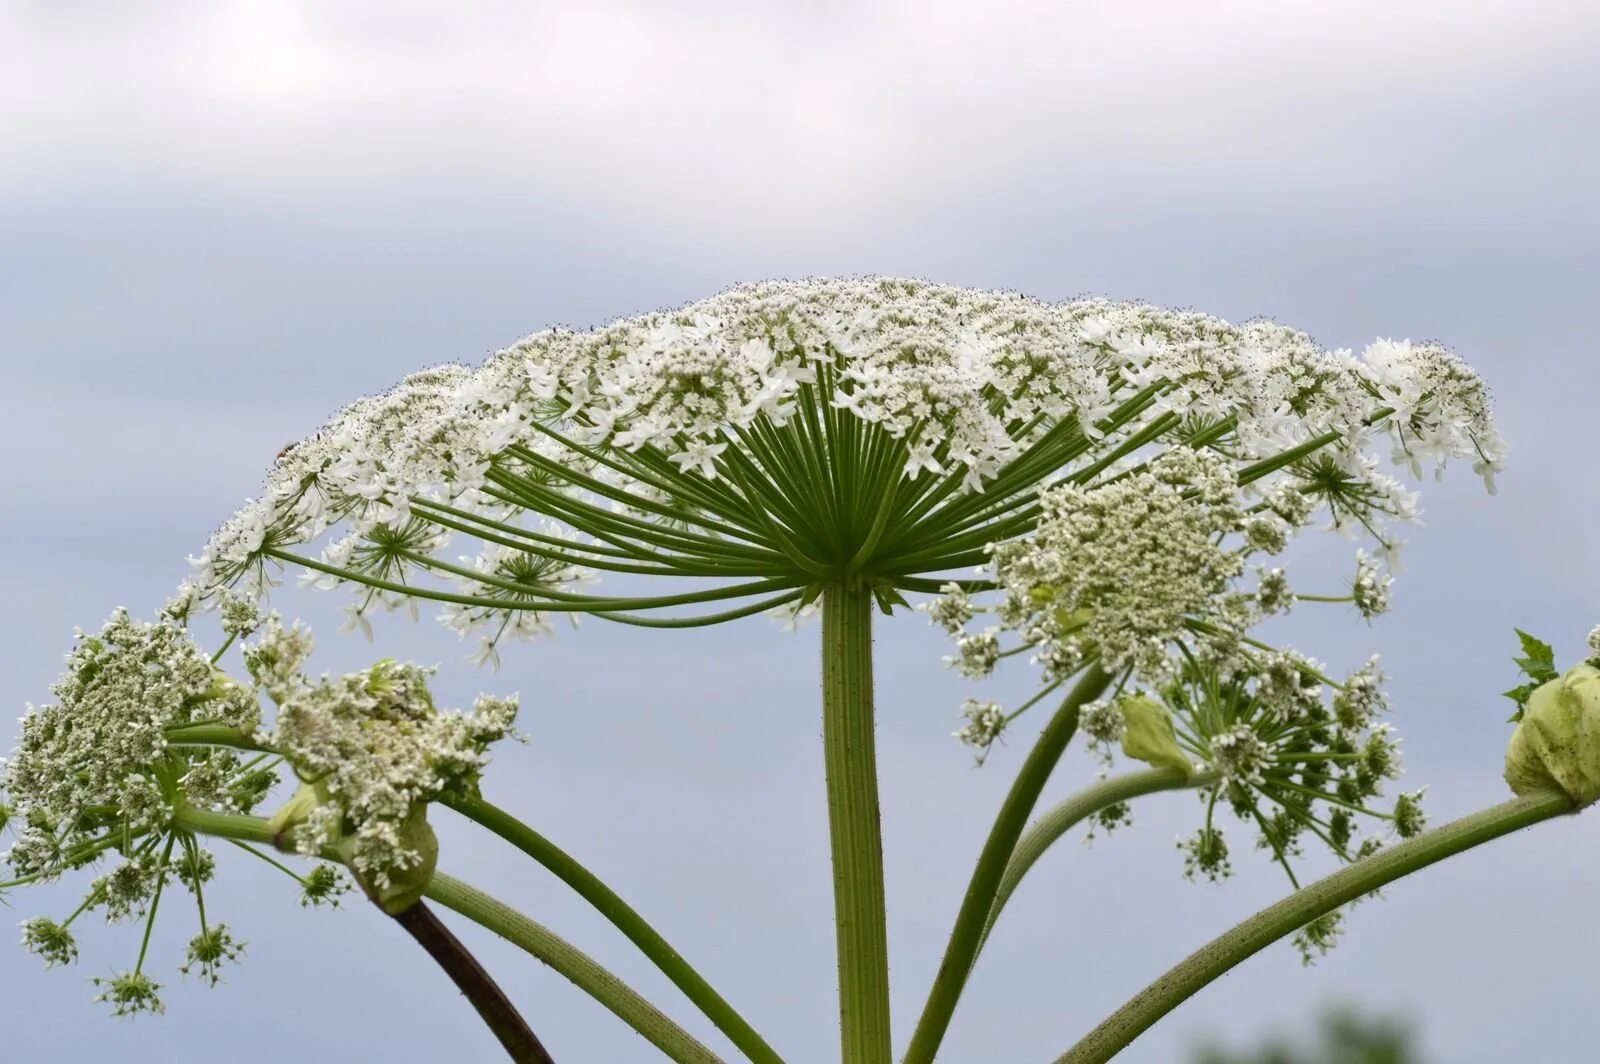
426,875,722,1064
443,794,784,1064
170,806,723,1064
1056,789,1576,1064
980,767,1219,948
821,581,891,1064
901,665,1112,1064
271,547,794,615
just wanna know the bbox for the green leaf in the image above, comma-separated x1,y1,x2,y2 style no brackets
1512,628,1558,682
1505,629,1560,722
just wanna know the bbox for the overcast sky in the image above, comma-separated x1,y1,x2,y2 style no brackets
3,3,1599,1061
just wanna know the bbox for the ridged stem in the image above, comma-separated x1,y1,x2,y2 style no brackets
1057,789,1576,1064
443,794,783,1064
902,665,1111,1064
169,806,722,1064
821,581,892,1064
980,767,1219,948
427,874,724,1064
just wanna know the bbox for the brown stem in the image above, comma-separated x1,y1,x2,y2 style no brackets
389,900,557,1064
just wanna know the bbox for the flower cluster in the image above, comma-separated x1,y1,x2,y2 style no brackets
934,445,1412,718
0,610,276,1014
984,449,1248,681
2,610,262,880
1110,654,1418,962
954,700,1007,761
183,278,1502,651
257,621,520,907
0,603,518,1014
1351,550,1392,621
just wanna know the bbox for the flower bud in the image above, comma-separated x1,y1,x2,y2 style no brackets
1505,664,1600,806
1119,694,1192,776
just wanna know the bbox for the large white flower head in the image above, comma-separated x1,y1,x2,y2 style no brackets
186,278,1503,660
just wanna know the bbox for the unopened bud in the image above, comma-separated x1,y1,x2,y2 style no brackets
1505,664,1600,806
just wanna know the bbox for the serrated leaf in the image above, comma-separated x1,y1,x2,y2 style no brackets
1512,628,1558,681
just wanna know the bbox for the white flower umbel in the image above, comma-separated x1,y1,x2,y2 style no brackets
0,607,519,1013
185,278,1503,641
985,653,1419,969
262,645,519,910
0,611,270,1014
3,610,261,879
983,449,1248,683
1110,655,1415,926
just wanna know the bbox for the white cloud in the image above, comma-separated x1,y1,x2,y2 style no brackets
5,0,1597,243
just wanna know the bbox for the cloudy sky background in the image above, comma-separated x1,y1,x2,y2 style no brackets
3,2,1598,1060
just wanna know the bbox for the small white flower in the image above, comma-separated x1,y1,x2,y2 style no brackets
467,638,501,671
1352,550,1392,620
954,700,1007,754
339,603,374,641
667,440,728,480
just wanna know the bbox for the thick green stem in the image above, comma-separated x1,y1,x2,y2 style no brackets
980,767,1218,949
170,806,722,1064
427,875,724,1064
1056,789,1576,1064
902,665,1112,1064
821,581,891,1064
443,794,784,1064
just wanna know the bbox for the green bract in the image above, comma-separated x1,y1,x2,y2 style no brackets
1119,695,1191,776
1505,664,1600,806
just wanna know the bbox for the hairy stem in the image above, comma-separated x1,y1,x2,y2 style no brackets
822,580,891,1064
902,665,1112,1064
170,806,722,1064
980,767,1219,949
443,794,783,1064
426,875,724,1064
1057,789,1576,1064
390,900,557,1064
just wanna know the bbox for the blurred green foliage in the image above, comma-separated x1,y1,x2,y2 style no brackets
1193,1008,1426,1064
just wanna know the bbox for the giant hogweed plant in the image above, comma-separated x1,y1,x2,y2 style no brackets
3,278,1594,1062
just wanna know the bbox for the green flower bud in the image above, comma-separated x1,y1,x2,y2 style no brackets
1505,664,1600,806
1119,694,1192,776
